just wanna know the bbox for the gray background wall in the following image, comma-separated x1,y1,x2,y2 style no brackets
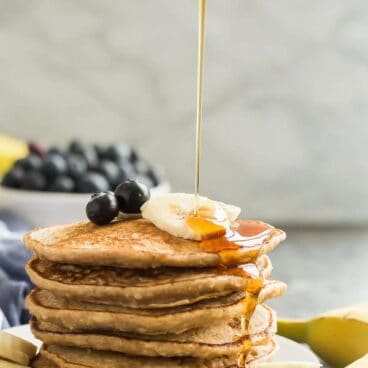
1,0,368,225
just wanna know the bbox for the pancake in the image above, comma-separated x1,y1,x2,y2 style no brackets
24,219,286,268
38,340,278,368
27,289,247,335
30,304,276,359
26,255,273,308
32,355,58,368
27,282,285,335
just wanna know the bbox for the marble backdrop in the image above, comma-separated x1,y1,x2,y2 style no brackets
1,0,368,225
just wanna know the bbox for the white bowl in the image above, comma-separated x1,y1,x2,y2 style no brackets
0,181,170,227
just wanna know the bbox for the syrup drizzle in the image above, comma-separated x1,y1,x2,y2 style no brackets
194,0,207,216
187,218,272,366
186,216,226,240
191,0,269,364
200,220,272,266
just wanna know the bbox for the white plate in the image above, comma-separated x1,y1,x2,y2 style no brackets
0,181,170,227
4,325,320,362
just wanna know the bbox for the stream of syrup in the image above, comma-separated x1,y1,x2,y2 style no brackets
194,0,207,216
191,1,270,365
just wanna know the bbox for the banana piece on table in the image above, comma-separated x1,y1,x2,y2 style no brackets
0,332,36,366
278,302,368,368
346,354,368,368
255,363,321,368
0,359,30,368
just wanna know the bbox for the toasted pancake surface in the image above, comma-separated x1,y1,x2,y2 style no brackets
24,219,286,268
26,255,273,308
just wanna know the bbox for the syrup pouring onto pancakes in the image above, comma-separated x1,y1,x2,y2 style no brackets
84,1,284,366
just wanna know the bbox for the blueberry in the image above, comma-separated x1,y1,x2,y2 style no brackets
97,160,120,187
49,175,75,192
48,146,66,157
69,140,98,169
66,154,88,179
133,159,156,187
118,157,135,172
69,139,87,154
15,154,42,171
86,191,119,225
110,164,135,190
147,166,164,187
134,159,150,175
130,174,154,188
129,148,139,163
114,168,129,187
42,153,67,179
114,179,150,213
1,167,25,188
77,172,110,193
21,170,47,191
93,144,108,160
105,143,131,163
134,175,155,189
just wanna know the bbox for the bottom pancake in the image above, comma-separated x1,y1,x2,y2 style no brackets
31,304,276,359
38,340,278,368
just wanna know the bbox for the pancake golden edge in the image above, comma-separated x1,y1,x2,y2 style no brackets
24,219,286,268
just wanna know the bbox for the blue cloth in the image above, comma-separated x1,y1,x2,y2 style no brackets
0,211,32,328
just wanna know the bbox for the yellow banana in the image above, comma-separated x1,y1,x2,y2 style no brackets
0,134,28,175
278,303,368,368
346,354,368,367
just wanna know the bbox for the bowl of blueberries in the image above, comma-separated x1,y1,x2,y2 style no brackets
0,140,170,226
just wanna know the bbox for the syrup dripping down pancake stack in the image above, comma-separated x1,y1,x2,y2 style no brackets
24,194,286,368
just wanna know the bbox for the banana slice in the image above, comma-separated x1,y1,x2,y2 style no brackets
0,332,36,366
0,359,30,368
141,193,241,240
254,363,321,368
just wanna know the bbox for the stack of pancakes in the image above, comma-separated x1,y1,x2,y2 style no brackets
24,218,286,368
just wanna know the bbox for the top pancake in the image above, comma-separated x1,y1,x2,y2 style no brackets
24,219,286,268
